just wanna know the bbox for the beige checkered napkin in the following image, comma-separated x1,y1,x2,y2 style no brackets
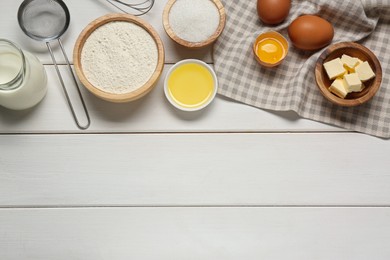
213,0,390,138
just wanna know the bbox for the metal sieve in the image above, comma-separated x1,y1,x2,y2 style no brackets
106,0,155,15
18,0,90,130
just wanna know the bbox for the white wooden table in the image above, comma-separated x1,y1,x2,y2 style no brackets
1,1,390,259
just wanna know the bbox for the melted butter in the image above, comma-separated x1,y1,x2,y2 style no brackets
256,38,285,64
167,63,214,108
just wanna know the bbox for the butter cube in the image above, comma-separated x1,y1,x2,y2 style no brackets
323,58,347,80
341,54,359,72
349,58,364,73
329,78,349,98
355,61,375,82
343,73,362,92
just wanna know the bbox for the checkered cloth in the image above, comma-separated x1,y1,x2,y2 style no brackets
214,0,390,138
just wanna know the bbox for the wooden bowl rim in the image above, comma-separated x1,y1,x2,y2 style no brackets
315,42,382,107
162,0,226,49
73,13,165,103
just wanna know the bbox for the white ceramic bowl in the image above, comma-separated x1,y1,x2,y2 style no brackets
164,59,218,112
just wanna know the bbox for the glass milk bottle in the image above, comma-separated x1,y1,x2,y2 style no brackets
0,39,47,110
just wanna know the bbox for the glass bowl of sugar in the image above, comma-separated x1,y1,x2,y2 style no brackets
73,14,165,103
163,0,226,49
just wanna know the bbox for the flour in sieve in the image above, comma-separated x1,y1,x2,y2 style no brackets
81,21,158,94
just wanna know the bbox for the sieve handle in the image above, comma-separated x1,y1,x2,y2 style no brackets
46,40,91,130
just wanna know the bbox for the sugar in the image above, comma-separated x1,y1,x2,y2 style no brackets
169,0,220,43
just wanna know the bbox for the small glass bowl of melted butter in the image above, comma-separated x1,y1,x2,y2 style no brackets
164,59,218,112
253,31,289,67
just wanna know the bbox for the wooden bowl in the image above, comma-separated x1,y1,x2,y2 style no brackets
162,0,226,49
315,42,382,107
73,14,165,103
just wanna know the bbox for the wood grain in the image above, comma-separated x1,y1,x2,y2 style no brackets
73,14,165,103
162,0,226,49
315,42,382,107
1,207,390,259
1,133,389,207
1,0,390,258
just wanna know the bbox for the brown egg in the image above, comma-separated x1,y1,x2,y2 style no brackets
257,0,291,25
288,15,334,51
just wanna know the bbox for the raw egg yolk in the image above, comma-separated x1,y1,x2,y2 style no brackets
256,38,285,64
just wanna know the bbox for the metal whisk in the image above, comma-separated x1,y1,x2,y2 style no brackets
106,0,155,15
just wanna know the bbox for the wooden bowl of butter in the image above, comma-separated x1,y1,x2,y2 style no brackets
315,42,382,107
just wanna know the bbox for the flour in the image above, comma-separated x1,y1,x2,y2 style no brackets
169,0,220,43
81,21,158,94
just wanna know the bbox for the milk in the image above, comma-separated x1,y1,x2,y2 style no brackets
0,52,23,85
0,40,47,110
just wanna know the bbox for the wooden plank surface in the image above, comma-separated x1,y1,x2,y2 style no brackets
1,133,389,207
0,65,339,133
1,0,390,259
1,207,390,260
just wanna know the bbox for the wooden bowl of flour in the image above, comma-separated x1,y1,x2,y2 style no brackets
74,14,164,103
163,0,226,49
